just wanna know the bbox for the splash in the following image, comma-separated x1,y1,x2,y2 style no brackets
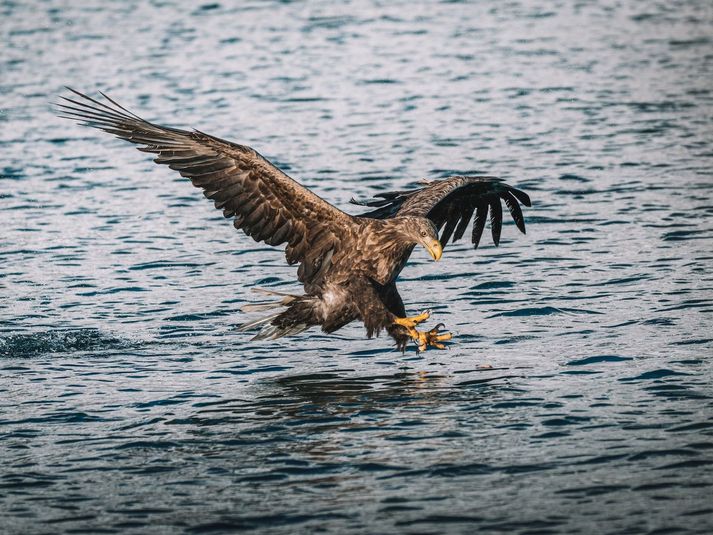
0,329,135,358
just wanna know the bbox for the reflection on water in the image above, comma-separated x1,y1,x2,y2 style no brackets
2,0,713,533
185,370,510,458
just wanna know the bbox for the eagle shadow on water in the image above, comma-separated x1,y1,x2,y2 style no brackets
57,89,531,352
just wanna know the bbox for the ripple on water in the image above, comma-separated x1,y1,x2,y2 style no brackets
1,0,713,533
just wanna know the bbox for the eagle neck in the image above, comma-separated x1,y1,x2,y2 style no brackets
360,218,419,285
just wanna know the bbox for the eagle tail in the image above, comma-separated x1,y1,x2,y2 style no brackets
251,321,311,341
240,303,284,313
235,313,282,333
240,288,300,313
237,293,318,341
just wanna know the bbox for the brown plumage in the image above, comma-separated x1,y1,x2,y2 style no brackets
57,89,531,351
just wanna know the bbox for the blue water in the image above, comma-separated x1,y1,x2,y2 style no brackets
2,1,713,533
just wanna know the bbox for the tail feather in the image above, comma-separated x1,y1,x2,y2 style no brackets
251,321,310,341
237,290,317,342
251,287,299,298
240,287,299,313
241,302,288,313
235,312,281,333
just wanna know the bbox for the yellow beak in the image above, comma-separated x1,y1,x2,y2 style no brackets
423,238,443,261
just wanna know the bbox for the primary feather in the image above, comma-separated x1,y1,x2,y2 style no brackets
57,88,350,286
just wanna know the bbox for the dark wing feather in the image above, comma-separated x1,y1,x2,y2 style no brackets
472,203,488,249
353,176,531,249
489,197,502,246
58,88,354,285
503,191,526,234
439,211,460,247
453,204,475,242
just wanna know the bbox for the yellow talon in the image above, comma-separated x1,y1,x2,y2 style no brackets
393,309,431,329
426,326,453,350
393,314,452,352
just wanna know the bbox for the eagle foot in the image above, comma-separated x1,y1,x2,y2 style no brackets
393,310,431,329
416,323,453,351
397,320,452,352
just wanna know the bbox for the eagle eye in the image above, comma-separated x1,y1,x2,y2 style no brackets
420,230,427,237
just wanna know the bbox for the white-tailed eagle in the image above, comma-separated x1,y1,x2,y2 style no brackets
57,89,531,351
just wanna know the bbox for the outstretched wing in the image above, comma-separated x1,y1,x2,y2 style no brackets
352,176,531,249
57,88,354,284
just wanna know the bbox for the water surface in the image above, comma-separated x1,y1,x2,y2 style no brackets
1,1,712,533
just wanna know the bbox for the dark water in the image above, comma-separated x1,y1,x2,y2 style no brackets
2,0,713,533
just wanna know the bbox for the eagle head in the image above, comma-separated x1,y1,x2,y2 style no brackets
406,217,442,261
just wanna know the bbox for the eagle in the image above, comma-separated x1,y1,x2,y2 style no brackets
57,89,531,351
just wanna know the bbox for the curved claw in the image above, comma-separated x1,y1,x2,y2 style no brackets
417,325,453,351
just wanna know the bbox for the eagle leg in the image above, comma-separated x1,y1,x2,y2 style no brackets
393,309,431,329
